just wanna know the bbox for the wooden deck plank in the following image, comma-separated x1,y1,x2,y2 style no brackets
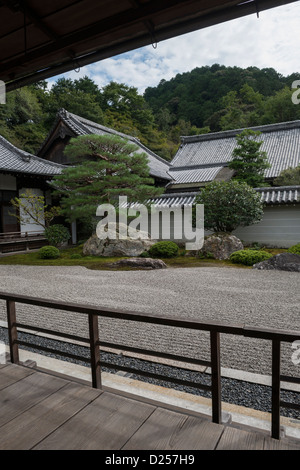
0,363,35,390
263,436,300,450
0,370,68,427
216,426,265,450
0,364,299,451
0,382,102,450
123,407,224,450
34,391,156,450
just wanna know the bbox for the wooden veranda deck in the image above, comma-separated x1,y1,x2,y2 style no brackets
0,362,300,451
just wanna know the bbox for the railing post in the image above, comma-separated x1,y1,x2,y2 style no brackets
210,330,221,424
271,339,281,439
88,313,102,389
6,300,19,364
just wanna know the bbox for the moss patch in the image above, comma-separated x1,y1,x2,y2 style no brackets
0,245,286,270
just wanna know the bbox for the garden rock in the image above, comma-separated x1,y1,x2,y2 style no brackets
253,252,300,272
83,223,156,257
108,258,167,270
199,233,244,260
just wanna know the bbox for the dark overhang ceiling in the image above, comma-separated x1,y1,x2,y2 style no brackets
0,0,298,92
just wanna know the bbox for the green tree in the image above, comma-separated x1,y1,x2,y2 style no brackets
261,86,300,124
218,85,265,131
194,180,264,233
44,77,104,127
274,166,300,186
51,134,164,222
0,86,46,152
228,129,270,187
102,82,154,128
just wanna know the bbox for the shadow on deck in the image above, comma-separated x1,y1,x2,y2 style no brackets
0,362,299,451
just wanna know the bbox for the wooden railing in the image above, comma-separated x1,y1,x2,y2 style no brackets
0,230,45,240
0,231,47,253
0,291,299,440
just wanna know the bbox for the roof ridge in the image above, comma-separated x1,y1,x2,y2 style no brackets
0,133,33,158
180,120,300,144
0,134,65,170
63,109,171,168
66,109,134,139
255,185,300,191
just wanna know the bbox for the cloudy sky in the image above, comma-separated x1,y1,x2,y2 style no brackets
49,2,300,94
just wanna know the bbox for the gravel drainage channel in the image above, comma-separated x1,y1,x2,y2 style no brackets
0,326,299,421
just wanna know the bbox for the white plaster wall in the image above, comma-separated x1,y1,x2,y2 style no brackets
149,205,300,249
233,205,300,248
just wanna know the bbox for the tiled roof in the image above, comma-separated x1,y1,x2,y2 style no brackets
168,166,223,184
43,109,172,181
0,135,64,176
148,192,198,207
148,186,300,207
256,185,300,205
169,121,300,185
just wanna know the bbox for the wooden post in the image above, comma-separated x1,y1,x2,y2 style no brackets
88,313,102,389
6,300,19,364
210,331,221,424
271,339,281,439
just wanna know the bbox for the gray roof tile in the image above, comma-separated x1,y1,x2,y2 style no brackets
55,109,172,181
170,121,300,184
256,185,300,205
168,166,223,184
149,186,300,207
0,135,64,176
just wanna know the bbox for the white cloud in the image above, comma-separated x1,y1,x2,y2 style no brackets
49,2,300,94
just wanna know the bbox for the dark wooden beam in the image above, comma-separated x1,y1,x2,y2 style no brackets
3,0,59,41
3,0,299,91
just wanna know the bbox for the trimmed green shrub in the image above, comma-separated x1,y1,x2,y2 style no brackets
38,246,60,259
229,249,272,266
193,180,264,232
44,224,71,247
148,241,179,258
70,253,82,259
287,243,300,255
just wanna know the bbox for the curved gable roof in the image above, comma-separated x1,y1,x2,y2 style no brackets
39,109,172,181
0,135,64,176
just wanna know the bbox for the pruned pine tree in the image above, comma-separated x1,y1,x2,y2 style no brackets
228,129,271,188
51,134,164,222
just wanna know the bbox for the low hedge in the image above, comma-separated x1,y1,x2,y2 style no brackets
148,241,179,258
38,245,60,259
287,243,300,255
229,249,272,266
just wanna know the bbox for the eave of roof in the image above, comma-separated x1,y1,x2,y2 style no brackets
256,185,300,205
0,135,65,176
148,186,300,207
3,0,297,92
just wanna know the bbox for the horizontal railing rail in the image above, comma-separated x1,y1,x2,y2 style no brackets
0,231,45,240
0,291,299,440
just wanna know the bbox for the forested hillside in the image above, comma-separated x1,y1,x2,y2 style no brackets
144,64,300,133
0,64,299,162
